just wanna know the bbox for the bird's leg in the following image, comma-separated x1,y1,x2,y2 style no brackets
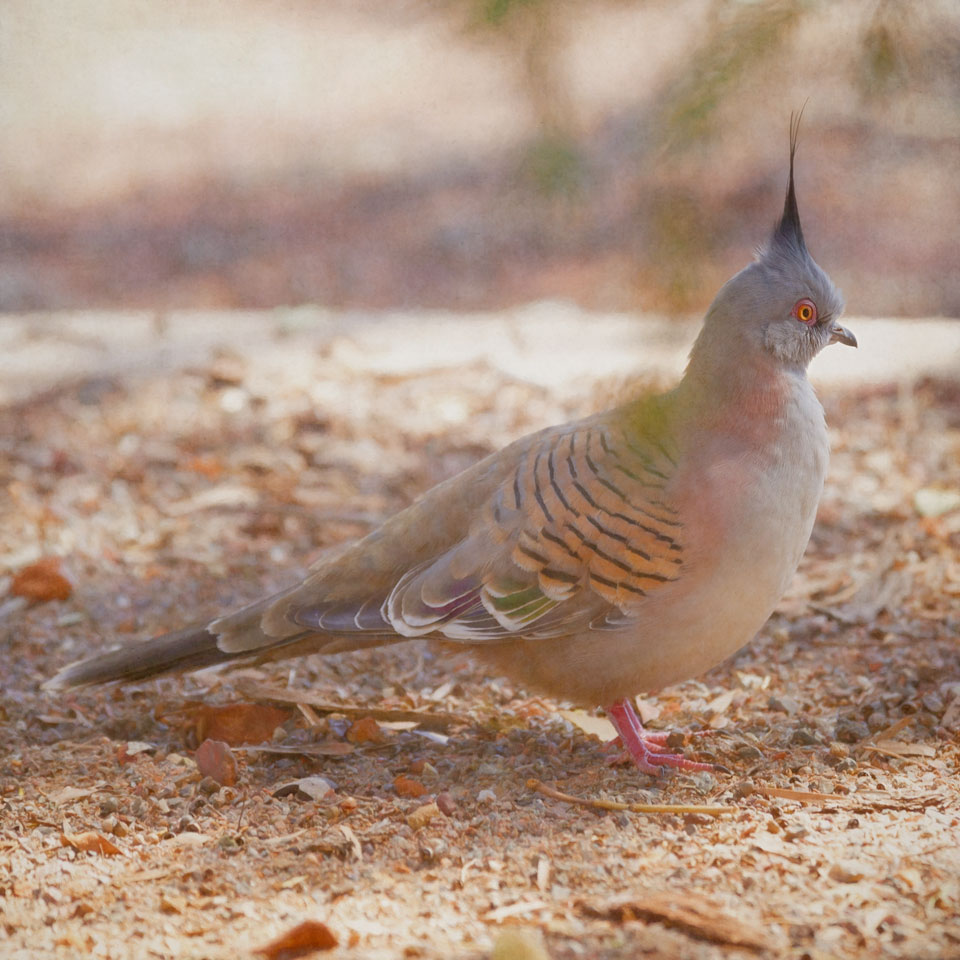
604,698,717,775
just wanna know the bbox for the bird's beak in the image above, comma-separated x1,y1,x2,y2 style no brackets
828,322,857,348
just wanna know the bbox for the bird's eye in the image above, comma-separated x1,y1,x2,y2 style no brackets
792,298,818,325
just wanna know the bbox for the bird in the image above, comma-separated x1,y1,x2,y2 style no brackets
46,119,855,775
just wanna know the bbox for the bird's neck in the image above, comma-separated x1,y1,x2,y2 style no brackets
679,347,804,431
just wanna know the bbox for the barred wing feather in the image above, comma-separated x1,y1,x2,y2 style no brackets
292,406,685,644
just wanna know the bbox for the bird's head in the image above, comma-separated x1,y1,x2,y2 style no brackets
689,117,855,383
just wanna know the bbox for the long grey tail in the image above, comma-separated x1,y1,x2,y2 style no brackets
43,624,245,690
44,620,407,691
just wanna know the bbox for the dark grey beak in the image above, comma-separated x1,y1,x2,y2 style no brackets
829,322,857,348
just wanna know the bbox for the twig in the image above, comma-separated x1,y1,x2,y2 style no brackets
755,785,946,813
527,779,735,817
755,786,852,805
235,681,470,730
868,715,913,743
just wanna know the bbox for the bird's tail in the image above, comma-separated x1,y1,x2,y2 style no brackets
44,592,407,690
43,623,244,689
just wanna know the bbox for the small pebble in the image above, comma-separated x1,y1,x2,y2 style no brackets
218,835,242,854
196,776,219,795
477,788,496,804
768,695,800,716
922,693,944,715
436,792,457,817
407,802,440,830
866,712,889,733
834,719,870,743
790,728,820,746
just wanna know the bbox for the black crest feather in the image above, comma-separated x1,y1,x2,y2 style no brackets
773,107,807,254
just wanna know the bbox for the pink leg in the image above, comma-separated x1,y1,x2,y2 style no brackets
605,698,718,775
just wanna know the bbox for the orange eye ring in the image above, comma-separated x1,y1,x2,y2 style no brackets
792,298,818,325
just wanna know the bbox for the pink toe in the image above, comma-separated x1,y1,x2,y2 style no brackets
604,698,719,777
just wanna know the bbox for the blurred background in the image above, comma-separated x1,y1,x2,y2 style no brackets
1,0,958,319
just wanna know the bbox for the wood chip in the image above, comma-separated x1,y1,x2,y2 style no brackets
483,899,551,922
254,919,338,958
865,740,937,759
828,860,867,883
580,891,769,951
60,831,122,856
49,786,93,804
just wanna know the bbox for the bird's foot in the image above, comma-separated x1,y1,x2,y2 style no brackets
604,699,721,776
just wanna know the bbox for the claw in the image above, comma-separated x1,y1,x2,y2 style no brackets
604,699,725,776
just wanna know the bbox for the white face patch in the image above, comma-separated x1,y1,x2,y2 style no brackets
762,312,829,367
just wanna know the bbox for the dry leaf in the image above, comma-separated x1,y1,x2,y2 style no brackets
705,689,736,716
11,558,72,603
394,775,428,798
193,703,290,746
580,891,768,951
163,833,212,848
346,716,385,744
49,786,93,804
61,831,122,856
195,738,238,785
254,919,338,959
558,709,616,741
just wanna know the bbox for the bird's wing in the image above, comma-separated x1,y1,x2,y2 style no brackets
243,398,686,649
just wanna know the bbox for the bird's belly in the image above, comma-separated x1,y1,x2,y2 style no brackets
608,442,825,696
477,425,827,706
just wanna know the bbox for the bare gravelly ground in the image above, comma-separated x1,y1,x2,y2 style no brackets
1,311,959,960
